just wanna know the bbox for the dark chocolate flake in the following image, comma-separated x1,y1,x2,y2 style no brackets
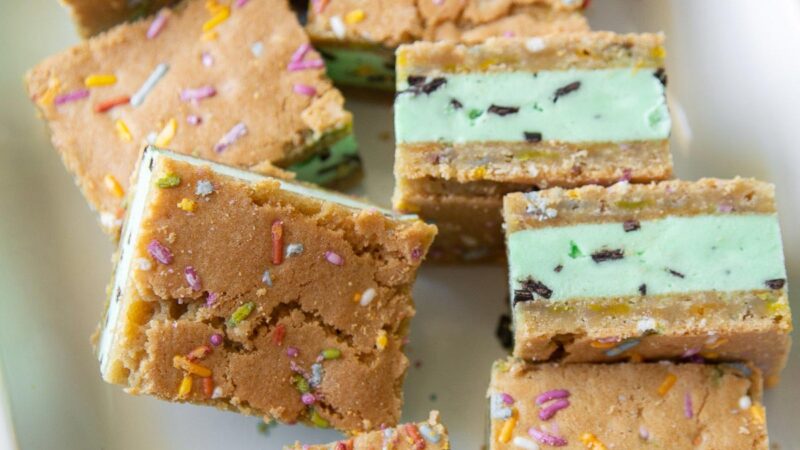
522,277,553,299
554,264,563,273
623,220,641,232
449,98,463,109
421,77,446,94
765,278,786,290
639,284,647,295
487,104,519,116
667,268,685,278
513,289,534,305
553,81,581,103
524,132,543,143
591,249,624,263
407,75,426,86
654,68,667,86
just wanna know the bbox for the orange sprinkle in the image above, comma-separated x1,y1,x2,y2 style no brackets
590,340,618,349
403,423,425,448
580,433,607,450
498,411,517,443
173,355,212,377
352,292,362,303
202,6,230,32
202,377,214,398
178,374,192,398
271,220,284,265
104,174,125,198
658,373,677,396
186,345,211,361
272,323,286,346
95,95,129,113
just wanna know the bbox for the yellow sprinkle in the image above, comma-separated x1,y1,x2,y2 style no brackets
155,118,177,147
173,355,212,377
376,330,388,351
177,198,197,212
498,409,517,444
104,174,125,199
396,51,408,68
657,373,677,396
344,9,365,24
580,433,607,450
651,45,667,59
202,31,218,41
84,74,117,88
178,374,193,398
566,189,581,200
37,77,61,106
471,166,487,179
749,404,765,425
202,6,230,32
115,119,133,142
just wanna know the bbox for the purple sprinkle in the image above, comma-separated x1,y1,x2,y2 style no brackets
287,346,299,358
147,239,173,265
214,122,248,153
54,89,89,106
290,43,312,64
210,333,223,346
234,0,250,7
186,115,202,126
324,251,344,266
682,347,701,358
301,393,316,405
287,59,324,71
411,247,422,261
500,393,514,405
293,83,317,96
535,389,570,405
146,9,169,39
184,266,201,291
684,391,693,418
717,203,734,213
538,399,569,420
201,52,214,67
528,427,567,447
180,85,217,102
619,168,633,182
205,292,219,307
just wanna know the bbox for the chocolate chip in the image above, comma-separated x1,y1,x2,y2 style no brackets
554,265,563,273
521,277,553,299
524,132,542,143
553,81,581,103
407,75,425,86
591,249,624,263
513,289,534,305
765,278,786,290
654,68,667,86
639,284,647,295
623,220,641,232
399,77,447,96
495,313,513,351
487,104,519,116
421,77,446,94
667,268,685,278
450,98,463,109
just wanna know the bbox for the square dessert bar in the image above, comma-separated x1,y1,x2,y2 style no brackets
26,0,356,235
504,178,791,385
393,33,672,261
489,359,768,449
284,411,449,449
305,0,589,89
60,0,177,37
97,147,436,432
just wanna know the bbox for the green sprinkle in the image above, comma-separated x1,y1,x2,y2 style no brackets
292,374,310,393
309,409,329,428
228,302,255,327
156,172,181,188
468,109,482,120
568,240,582,259
321,348,341,360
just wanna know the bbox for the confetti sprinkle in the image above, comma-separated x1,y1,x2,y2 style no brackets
657,373,677,396
293,83,317,96
287,346,299,358
214,122,247,153
271,220,285,265
359,288,377,306
131,63,169,107
312,0,329,14
54,89,89,106
201,51,214,67
684,391,693,418
95,95,129,113
186,114,202,125
604,338,640,357
195,180,214,196
638,426,650,441
261,270,273,286
301,393,316,405
512,437,539,450
419,423,440,443
529,427,567,447
580,433,606,450
202,6,230,32
498,414,517,443
329,16,346,39
376,330,388,350
185,266,201,291
202,377,214,398
234,0,249,7
104,174,125,198
173,355,212,377
147,239,173,265
322,348,341,360
325,251,344,266
178,375,192,398
309,409,329,428
539,398,569,420
147,9,169,39
228,302,255,327
36,77,60,106
210,333,223,347
290,43,312,63
205,292,218,307
272,324,286,346
180,85,217,102
114,119,133,142
344,9,365,24
285,243,304,258
84,74,117,88
186,345,211,361
287,59,325,71
156,172,181,188
535,389,570,405
250,41,264,57
155,118,177,147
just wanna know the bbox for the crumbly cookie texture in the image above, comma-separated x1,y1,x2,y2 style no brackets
504,178,791,385
489,359,768,449
98,148,436,432
284,411,449,449
26,0,353,235
60,0,178,37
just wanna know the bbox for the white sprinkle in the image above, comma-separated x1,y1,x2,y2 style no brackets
211,386,223,399
135,258,152,271
100,212,122,229
525,37,546,53
201,51,214,67
262,270,272,286
195,180,214,196
639,425,650,441
524,191,557,220
562,0,580,5
285,243,304,257
637,318,657,333
131,63,169,107
512,437,540,450
146,131,158,144
329,15,346,39
250,41,264,57
490,393,513,419
418,423,440,443
738,395,752,410
359,288,377,306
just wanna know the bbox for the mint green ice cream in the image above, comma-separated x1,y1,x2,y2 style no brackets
319,46,394,90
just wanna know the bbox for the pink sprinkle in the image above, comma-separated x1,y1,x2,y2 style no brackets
214,122,248,153
146,9,169,39
502,31,515,37
287,346,299,358
301,393,316,405
620,168,633,182
432,0,445,4
682,347,701,358
717,203,734,213
205,292,219,307
324,251,344,266
535,389,570,405
684,391,694,418
597,336,621,344
186,115,202,126
290,43,312,64
201,52,214,67
54,89,89,106
234,0,249,7
538,398,569,420
411,247,422,261
184,266,201,291
181,86,217,102
147,239,173,264
311,0,327,13
210,333,223,346
529,427,567,447
287,59,325,71
293,83,317,96
501,393,514,405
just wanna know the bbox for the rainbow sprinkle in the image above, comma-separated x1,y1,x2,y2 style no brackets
155,118,177,147
512,437,539,450
324,251,344,266
186,115,202,126
147,9,169,39
184,266,201,291
375,330,388,350
180,85,216,102
535,389,570,405
95,95,129,113
210,333,223,347
271,220,284,265
147,239,173,265
214,122,247,153
202,6,230,32
173,355,211,377
684,391,693,418
131,63,169,107
344,9,365,24
580,433,607,450
114,119,133,142
321,348,341,360
104,174,125,198
84,74,117,87
156,172,181,188
178,375,192,398
293,84,317,96
538,398,569,420
290,43,311,63
228,302,255,327
287,59,324,72
359,288,376,306
54,89,89,106
529,427,567,447
657,373,677,396
201,51,214,67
